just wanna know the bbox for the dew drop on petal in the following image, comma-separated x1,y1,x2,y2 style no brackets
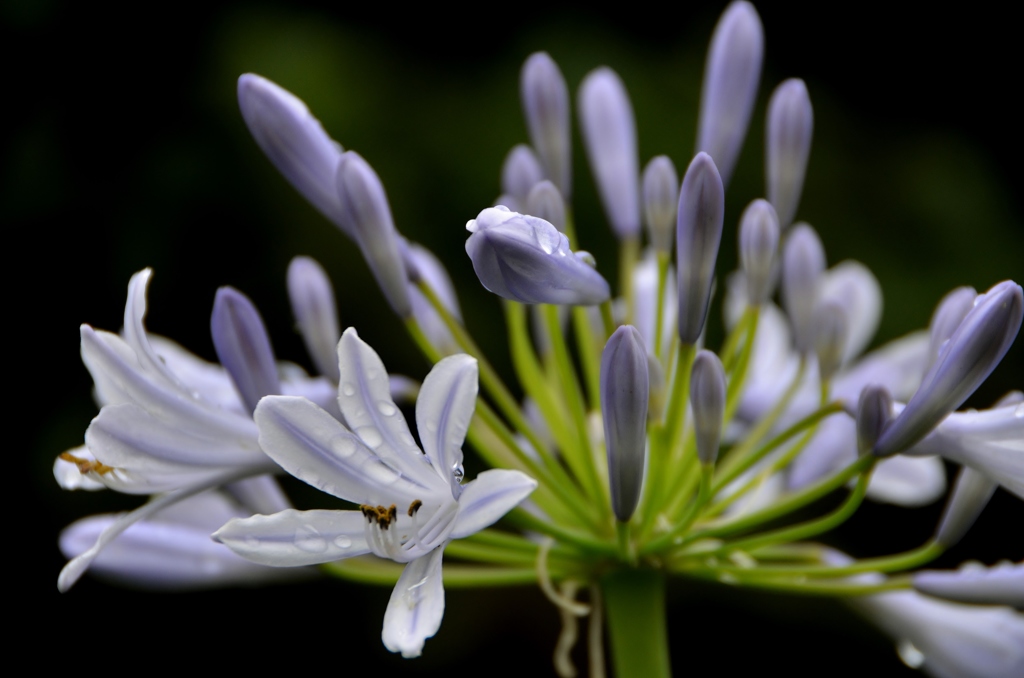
333,535,353,549
331,436,357,458
364,461,399,486
897,640,925,669
342,382,356,396
377,401,397,417
358,426,383,449
452,462,465,484
295,524,328,553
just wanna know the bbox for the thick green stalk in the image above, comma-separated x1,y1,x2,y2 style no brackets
601,569,671,678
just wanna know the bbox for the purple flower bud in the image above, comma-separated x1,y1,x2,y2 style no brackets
738,199,779,306
677,152,724,344
781,223,826,354
642,156,679,253
465,207,610,306
601,325,649,521
521,53,572,197
766,79,813,229
695,1,764,186
501,144,544,207
857,385,893,455
934,466,997,548
335,151,411,318
405,241,462,355
237,74,347,235
928,286,978,370
875,280,1023,455
211,287,281,415
814,301,848,383
287,256,341,383
579,67,640,240
525,180,566,232
690,350,726,465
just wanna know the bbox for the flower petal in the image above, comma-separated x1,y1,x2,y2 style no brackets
336,328,443,490
914,562,1024,609
382,547,446,658
416,354,477,496
819,260,882,365
254,395,431,505
866,454,946,507
54,446,106,491
450,469,538,539
213,509,370,566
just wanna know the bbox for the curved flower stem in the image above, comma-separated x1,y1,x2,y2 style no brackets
601,569,671,678
572,306,602,409
710,541,946,579
677,569,913,597
618,236,639,326
653,251,670,360
723,307,759,425
507,508,618,556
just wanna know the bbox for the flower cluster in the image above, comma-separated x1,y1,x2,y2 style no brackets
56,2,1023,674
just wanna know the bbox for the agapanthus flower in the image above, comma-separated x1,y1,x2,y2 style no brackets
214,328,537,657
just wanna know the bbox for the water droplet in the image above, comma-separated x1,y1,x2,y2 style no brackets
295,524,328,553
331,436,357,457
358,426,383,449
333,535,352,549
377,401,397,417
896,640,925,669
342,382,356,396
364,462,399,485
452,462,465,483
534,223,560,254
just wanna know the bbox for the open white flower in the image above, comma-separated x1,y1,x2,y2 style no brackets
214,327,537,657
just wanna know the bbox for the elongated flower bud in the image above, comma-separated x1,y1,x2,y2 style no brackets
814,301,848,384
766,79,813,229
677,152,724,344
579,67,640,240
211,287,281,415
521,52,571,197
405,241,462,355
525,180,566,232
875,280,1023,455
601,325,649,521
335,152,411,318
782,223,826,354
287,257,341,382
501,144,544,207
465,207,610,305
690,350,726,465
858,385,893,455
928,286,977,369
738,199,779,306
237,74,347,235
695,1,764,186
934,466,997,548
642,156,679,253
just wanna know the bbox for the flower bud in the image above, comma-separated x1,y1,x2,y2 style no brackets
690,350,726,465
695,1,764,186
525,180,566,232
211,287,281,415
642,156,679,253
875,280,1023,456
781,223,826,354
405,241,462,355
501,144,544,207
927,286,977,370
738,199,779,306
237,74,347,235
579,67,640,240
335,151,412,318
934,466,997,548
465,207,610,305
287,256,341,383
676,152,725,344
814,301,848,384
766,79,813,229
521,52,572,197
857,385,893,455
600,325,649,521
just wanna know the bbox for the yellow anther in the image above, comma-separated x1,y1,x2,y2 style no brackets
59,452,115,476
407,499,423,517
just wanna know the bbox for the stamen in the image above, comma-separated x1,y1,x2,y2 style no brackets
553,580,581,678
59,452,115,476
407,499,422,517
536,538,591,616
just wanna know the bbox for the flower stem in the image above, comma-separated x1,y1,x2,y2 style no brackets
601,569,671,678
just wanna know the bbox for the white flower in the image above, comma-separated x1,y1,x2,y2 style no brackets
914,561,1024,609
214,327,537,657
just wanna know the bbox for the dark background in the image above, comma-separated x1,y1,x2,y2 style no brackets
8,1,1022,674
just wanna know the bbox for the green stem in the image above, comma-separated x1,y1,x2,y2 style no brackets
619,237,639,326
323,556,559,587
717,541,945,579
601,569,671,678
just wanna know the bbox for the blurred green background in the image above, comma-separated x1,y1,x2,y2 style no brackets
9,0,1021,674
